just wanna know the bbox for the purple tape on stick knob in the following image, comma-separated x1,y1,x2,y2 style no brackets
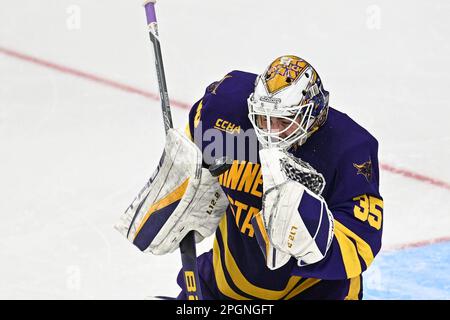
144,1,157,24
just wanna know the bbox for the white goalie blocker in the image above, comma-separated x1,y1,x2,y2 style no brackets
252,148,334,270
115,129,229,255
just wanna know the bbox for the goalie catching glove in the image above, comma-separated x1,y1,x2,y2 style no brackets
251,148,334,270
115,129,228,255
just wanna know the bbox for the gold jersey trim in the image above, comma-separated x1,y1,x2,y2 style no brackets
213,215,321,300
334,220,375,278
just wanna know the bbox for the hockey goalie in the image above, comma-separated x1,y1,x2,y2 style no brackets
115,55,384,300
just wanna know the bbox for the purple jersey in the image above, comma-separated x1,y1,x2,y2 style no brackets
179,70,383,300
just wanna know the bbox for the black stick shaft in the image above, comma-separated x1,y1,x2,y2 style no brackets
149,31,173,133
144,1,202,300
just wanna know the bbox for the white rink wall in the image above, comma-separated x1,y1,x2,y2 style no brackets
0,0,449,299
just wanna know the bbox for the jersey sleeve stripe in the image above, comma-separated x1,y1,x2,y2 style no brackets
345,275,361,300
334,226,362,278
334,220,375,278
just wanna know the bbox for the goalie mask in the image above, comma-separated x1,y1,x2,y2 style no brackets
248,55,330,149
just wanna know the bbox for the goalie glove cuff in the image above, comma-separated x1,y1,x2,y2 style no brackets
253,181,334,269
252,148,333,270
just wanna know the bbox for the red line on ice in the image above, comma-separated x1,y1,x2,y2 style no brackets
381,164,450,191
0,46,191,110
1,46,450,193
384,236,450,252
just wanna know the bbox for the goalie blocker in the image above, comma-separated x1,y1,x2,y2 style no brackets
115,129,229,255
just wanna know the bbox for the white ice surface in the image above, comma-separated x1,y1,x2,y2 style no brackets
0,0,449,299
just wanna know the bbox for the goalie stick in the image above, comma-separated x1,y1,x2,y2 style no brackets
143,0,202,300
142,0,231,300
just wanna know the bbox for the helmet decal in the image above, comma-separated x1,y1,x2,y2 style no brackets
265,56,308,94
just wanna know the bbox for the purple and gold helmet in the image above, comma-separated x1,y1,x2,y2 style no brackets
248,55,329,149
